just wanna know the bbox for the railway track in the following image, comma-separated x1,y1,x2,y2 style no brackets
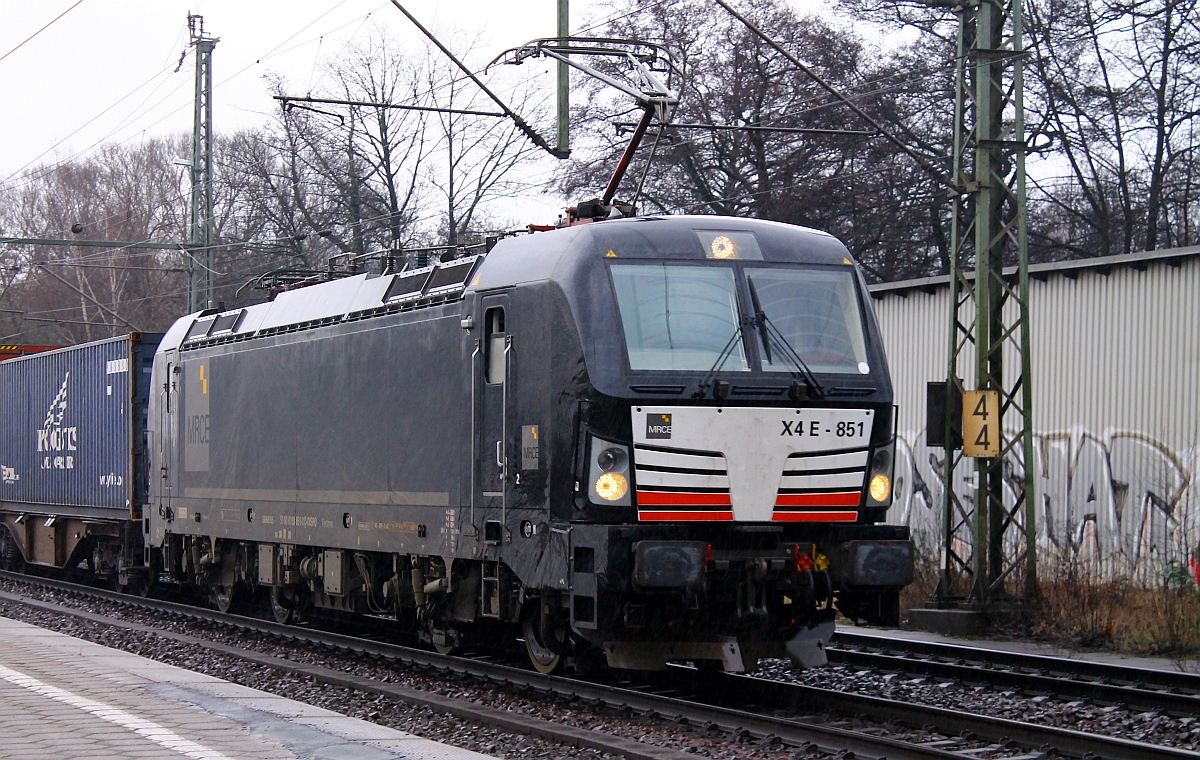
0,569,1196,760
829,630,1200,716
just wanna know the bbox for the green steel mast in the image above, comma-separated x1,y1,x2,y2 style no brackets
936,0,1038,612
187,14,217,313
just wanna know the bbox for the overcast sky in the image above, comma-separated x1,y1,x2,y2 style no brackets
0,2,580,180
0,0,834,226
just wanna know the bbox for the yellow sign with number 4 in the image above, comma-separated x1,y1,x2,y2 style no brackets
962,390,1001,458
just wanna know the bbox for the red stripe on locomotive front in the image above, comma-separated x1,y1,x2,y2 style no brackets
638,510,735,521
771,510,859,522
636,490,732,506
774,491,861,507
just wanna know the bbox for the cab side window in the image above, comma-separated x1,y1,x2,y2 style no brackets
485,308,505,385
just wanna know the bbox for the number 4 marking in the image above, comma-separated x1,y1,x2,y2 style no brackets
972,393,989,420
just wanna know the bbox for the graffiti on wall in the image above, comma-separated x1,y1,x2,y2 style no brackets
888,427,1197,580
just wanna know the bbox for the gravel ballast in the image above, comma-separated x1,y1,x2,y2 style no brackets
2,576,1197,758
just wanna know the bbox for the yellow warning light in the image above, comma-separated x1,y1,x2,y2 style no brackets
710,235,737,259
594,472,629,501
869,474,891,502
605,250,617,258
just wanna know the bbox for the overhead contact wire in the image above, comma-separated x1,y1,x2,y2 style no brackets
713,0,951,188
0,0,88,64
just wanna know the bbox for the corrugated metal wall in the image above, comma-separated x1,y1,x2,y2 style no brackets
872,250,1200,580
0,336,134,513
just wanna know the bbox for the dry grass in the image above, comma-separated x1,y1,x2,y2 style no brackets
1030,561,1200,656
900,556,940,616
901,557,1200,656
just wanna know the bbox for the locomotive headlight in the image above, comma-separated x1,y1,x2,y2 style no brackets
587,437,632,506
595,472,629,501
597,446,627,472
710,234,736,259
869,474,890,502
866,441,895,506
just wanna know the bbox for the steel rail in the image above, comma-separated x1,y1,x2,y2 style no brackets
1,570,1196,760
830,630,1200,716
709,670,1200,760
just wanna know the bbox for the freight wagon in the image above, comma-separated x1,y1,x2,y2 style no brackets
0,334,159,582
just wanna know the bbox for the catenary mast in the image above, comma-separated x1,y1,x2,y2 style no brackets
187,14,217,313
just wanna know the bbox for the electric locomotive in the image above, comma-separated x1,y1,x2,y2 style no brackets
141,214,910,672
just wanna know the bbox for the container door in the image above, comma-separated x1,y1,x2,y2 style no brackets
477,295,509,499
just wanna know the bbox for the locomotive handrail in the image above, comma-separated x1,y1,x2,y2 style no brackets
501,335,513,527
469,337,480,531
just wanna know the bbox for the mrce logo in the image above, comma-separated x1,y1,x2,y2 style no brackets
646,413,672,439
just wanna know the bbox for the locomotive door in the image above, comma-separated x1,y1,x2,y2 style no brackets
158,354,179,512
477,294,510,502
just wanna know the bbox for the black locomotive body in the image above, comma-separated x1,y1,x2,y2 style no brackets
1,215,912,673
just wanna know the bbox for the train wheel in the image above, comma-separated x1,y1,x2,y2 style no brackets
522,607,567,675
270,587,294,625
428,622,459,656
128,573,155,598
212,583,238,614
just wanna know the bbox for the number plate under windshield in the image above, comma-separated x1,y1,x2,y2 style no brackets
633,406,874,454
779,414,869,441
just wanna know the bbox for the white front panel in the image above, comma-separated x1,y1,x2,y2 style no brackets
778,471,864,489
632,406,874,521
635,470,731,489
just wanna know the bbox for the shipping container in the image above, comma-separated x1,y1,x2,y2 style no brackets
0,333,161,519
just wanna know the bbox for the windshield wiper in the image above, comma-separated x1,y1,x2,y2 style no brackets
693,319,750,399
747,277,825,400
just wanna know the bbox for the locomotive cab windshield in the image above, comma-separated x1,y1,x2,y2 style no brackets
610,261,872,377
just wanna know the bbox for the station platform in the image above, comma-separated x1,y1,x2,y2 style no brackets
844,622,1195,674
0,615,498,760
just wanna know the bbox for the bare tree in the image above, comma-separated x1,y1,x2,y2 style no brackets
0,139,191,343
557,0,956,281
417,34,551,246
835,0,1200,260
330,30,431,246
